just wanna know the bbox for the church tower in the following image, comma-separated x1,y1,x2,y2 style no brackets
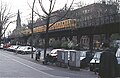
16,10,21,29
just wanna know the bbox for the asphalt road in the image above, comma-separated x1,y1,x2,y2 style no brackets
0,49,98,78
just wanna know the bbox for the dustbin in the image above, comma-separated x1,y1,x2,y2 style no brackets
68,50,80,70
57,50,68,67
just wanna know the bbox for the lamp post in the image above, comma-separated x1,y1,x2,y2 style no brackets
31,0,36,59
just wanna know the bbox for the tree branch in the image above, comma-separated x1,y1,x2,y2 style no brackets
49,0,74,28
27,1,46,19
38,0,49,15
50,0,56,12
1,21,15,37
49,0,53,14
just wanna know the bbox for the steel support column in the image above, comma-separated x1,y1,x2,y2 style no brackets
89,35,93,52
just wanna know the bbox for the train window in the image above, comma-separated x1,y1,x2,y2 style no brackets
60,22,62,25
56,23,58,26
68,20,70,24
63,22,64,25
65,20,68,24
59,22,61,25
57,23,59,26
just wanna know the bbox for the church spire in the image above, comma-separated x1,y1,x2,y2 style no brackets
16,10,21,29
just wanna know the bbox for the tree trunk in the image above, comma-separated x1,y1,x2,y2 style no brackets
89,35,93,52
44,16,50,60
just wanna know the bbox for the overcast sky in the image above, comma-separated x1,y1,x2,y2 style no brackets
3,0,97,36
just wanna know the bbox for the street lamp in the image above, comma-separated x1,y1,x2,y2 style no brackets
31,0,36,59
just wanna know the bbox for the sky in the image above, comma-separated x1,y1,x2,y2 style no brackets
3,0,97,36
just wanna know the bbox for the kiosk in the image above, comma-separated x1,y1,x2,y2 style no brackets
57,50,68,67
69,50,81,70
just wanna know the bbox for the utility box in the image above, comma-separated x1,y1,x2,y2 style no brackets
69,50,81,70
57,50,68,67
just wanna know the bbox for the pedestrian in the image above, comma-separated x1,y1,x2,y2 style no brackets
38,50,41,59
98,42,118,78
35,50,41,61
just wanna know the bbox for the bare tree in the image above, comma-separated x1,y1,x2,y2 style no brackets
34,0,74,60
0,1,15,45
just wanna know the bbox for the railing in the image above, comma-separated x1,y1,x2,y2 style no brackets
77,13,120,28
18,13,120,37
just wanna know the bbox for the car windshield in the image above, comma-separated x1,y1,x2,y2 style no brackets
80,51,86,57
51,49,57,53
93,52,102,59
18,46,26,50
51,49,62,53
27,47,31,49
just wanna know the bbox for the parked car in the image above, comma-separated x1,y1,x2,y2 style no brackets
6,45,19,52
0,44,4,49
16,46,36,54
89,52,102,71
50,49,64,57
3,43,11,49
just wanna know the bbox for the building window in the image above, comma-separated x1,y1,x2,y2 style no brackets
83,10,89,14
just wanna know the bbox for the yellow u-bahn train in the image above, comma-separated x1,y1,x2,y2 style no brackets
22,19,76,35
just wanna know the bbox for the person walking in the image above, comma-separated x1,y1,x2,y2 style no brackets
98,42,118,78
35,50,41,61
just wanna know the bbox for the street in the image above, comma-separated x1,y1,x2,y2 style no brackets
0,50,98,78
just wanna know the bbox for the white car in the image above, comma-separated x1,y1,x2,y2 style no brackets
16,46,36,54
0,44,3,49
50,49,64,57
6,45,19,52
